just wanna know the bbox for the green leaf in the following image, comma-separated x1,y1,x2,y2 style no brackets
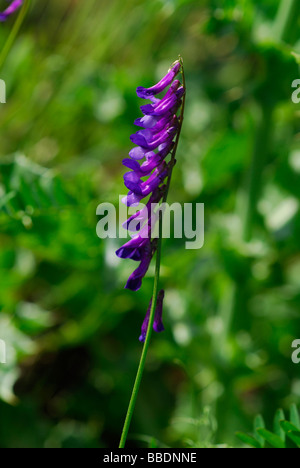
279,421,300,447
202,131,251,190
0,154,73,218
256,428,285,448
148,437,159,448
254,414,266,447
290,404,300,430
236,432,261,448
0,191,16,211
280,420,300,434
288,432,300,447
274,409,285,441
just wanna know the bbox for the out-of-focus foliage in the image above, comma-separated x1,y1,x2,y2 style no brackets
236,404,300,448
0,0,300,448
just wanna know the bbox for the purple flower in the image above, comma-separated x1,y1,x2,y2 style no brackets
136,62,181,99
123,163,169,196
125,240,157,292
130,124,178,150
122,154,163,177
0,0,23,21
115,233,149,261
116,59,185,338
118,60,185,280
140,86,184,117
122,186,165,232
139,290,165,342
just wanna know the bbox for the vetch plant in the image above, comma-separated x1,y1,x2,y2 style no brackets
118,58,186,448
116,60,185,294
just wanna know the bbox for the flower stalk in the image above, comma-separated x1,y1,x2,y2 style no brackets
119,58,186,448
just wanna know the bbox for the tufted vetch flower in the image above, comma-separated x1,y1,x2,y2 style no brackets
0,0,23,21
116,59,185,340
139,290,165,343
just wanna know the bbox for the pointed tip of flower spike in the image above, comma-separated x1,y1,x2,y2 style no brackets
168,60,181,73
136,61,181,100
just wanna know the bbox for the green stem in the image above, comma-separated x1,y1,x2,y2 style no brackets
119,215,163,449
119,58,186,449
0,0,31,70
242,105,273,242
273,0,300,44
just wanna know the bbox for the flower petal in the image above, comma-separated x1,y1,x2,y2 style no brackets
0,0,23,21
128,146,147,160
125,242,155,291
136,62,181,99
139,290,165,342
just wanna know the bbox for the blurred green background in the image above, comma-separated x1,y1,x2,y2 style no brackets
0,0,300,448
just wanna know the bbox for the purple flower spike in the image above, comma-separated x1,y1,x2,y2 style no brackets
136,61,181,99
0,0,23,21
139,290,165,342
116,59,185,339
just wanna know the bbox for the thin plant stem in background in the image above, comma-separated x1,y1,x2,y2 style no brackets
119,59,186,448
273,0,300,44
0,0,31,70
